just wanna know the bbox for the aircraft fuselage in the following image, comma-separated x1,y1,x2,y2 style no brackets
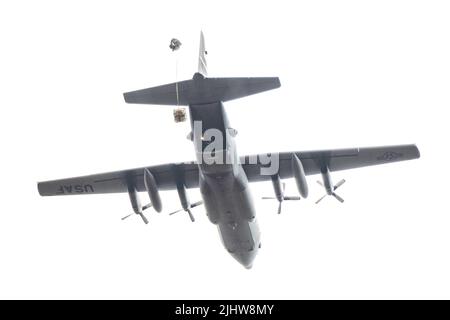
189,102,261,268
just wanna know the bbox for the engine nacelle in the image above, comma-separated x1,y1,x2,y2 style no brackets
271,174,284,202
144,168,162,212
320,166,334,195
292,154,309,198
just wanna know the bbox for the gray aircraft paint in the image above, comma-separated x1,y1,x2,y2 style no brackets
189,100,260,268
37,32,420,268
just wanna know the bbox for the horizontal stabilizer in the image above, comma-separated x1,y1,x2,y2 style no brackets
123,75,280,106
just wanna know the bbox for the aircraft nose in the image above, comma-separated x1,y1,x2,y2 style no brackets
232,249,257,269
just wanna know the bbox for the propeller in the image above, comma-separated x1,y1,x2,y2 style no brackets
142,203,153,211
262,182,301,214
121,201,152,224
169,200,203,222
121,212,149,224
315,179,346,204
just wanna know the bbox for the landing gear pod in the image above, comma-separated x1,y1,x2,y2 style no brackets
292,154,309,198
144,169,162,213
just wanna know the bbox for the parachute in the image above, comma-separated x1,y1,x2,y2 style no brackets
169,38,182,51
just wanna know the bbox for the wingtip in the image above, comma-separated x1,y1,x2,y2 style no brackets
275,77,281,88
37,182,45,196
123,92,131,103
412,144,421,159
123,91,140,104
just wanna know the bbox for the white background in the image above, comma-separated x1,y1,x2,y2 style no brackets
0,0,449,299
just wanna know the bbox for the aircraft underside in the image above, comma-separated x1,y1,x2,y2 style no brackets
200,167,261,268
37,31,420,268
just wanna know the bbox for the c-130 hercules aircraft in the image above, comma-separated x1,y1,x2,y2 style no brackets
38,32,420,268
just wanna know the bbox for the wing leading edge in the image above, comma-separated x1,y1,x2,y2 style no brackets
243,144,420,183
37,144,419,196
37,162,199,196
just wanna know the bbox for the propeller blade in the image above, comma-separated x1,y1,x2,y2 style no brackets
138,213,149,224
277,201,282,214
262,197,276,200
282,182,286,193
121,213,133,220
316,180,324,187
187,208,195,222
170,201,202,218
142,203,153,211
332,193,344,203
284,196,301,200
315,194,327,204
334,179,346,190
190,200,203,208
169,208,183,215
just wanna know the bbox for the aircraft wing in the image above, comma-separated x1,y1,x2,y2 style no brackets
37,162,200,196
38,144,419,196
242,144,420,182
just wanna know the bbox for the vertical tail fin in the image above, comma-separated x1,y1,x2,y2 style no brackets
198,31,208,77
123,31,281,106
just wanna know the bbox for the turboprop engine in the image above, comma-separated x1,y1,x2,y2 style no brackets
121,169,162,224
170,182,203,222
315,166,346,204
122,184,150,224
262,174,301,214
